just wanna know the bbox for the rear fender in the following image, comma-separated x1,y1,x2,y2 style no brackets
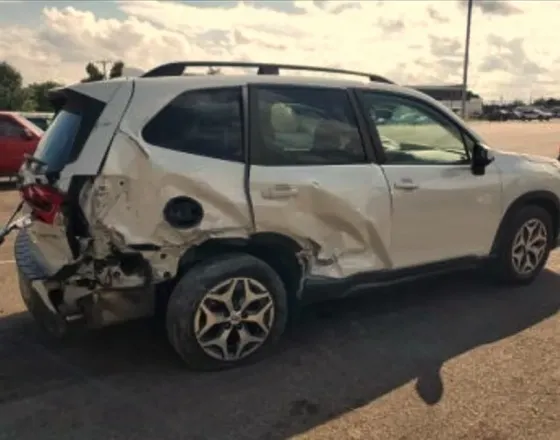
79,135,253,283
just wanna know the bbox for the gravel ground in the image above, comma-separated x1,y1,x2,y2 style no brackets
0,121,558,440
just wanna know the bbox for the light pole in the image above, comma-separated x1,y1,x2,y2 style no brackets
460,0,474,119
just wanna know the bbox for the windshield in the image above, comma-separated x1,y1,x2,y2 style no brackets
33,110,81,172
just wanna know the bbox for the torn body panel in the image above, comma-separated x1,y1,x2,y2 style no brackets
249,164,393,279
80,128,253,282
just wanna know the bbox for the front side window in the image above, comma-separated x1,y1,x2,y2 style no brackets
359,91,469,165
251,86,366,166
142,87,243,162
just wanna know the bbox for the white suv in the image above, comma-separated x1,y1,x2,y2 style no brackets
4,61,560,371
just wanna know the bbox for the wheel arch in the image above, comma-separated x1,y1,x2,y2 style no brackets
491,190,560,255
175,232,306,306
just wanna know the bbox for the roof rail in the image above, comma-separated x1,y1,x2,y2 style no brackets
140,61,394,84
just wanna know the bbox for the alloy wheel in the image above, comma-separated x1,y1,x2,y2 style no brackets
193,277,275,361
511,218,548,275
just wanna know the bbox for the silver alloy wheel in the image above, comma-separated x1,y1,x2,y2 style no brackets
193,277,275,361
511,218,548,275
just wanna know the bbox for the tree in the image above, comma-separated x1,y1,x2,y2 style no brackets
109,60,124,79
81,60,125,82
0,61,33,110
26,81,64,112
81,62,105,83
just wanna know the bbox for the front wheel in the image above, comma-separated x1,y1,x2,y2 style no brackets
166,253,289,371
490,206,554,285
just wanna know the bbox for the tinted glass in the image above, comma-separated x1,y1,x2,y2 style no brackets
252,86,366,166
0,118,23,137
26,117,49,131
142,87,243,162
33,110,81,171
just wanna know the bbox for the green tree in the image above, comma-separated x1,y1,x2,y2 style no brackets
81,62,105,83
109,60,124,79
82,60,125,82
25,81,63,112
0,61,35,110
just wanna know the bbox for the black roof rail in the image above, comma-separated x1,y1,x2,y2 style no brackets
140,61,394,84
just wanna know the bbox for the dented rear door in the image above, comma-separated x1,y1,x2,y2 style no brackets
248,84,392,279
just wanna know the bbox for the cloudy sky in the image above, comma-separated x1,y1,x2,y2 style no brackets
1,0,558,101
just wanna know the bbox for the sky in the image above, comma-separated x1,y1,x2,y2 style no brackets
0,0,558,101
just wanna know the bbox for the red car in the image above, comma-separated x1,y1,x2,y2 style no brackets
0,111,43,177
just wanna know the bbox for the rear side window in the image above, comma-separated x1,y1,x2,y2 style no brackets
142,87,243,162
34,91,105,172
250,85,366,166
0,117,24,137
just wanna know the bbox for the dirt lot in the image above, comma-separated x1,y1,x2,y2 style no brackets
0,121,559,440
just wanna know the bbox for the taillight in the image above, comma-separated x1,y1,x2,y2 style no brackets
20,184,65,224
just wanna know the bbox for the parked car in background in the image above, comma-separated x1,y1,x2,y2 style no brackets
549,107,560,118
513,106,552,121
484,108,516,121
0,111,43,178
19,112,54,131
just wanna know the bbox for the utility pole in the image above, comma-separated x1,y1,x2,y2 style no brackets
94,59,113,79
460,0,474,120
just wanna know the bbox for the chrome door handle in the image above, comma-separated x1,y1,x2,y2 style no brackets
393,181,419,191
261,185,299,199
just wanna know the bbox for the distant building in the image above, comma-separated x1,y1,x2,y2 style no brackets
408,84,483,118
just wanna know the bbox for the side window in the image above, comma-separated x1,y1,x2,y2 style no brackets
142,87,243,162
0,118,23,138
252,86,366,166
360,92,469,165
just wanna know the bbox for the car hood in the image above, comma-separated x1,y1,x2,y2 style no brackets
490,148,560,175
491,148,558,165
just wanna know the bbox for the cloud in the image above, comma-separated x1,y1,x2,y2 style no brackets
0,0,558,100
457,0,523,16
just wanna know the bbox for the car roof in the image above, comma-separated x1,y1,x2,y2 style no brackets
63,73,482,143
132,74,432,100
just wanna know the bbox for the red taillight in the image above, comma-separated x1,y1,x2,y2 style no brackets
20,184,65,224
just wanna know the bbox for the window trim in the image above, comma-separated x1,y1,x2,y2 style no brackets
141,86,246,163
248,83,374,167
354,89,477,166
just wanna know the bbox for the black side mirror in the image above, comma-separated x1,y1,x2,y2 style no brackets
471,143,494,176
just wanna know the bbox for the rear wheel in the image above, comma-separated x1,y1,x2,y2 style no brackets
166,253,289,371
490,206,553,285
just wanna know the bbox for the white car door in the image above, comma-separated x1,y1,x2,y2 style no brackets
356,89,503,269
247,84,393,279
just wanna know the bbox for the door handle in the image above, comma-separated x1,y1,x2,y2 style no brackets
261,185,299,199
393,180,419,191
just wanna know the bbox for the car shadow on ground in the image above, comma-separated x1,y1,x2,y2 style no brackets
0,269,559,439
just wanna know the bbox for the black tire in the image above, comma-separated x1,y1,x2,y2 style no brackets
166,253,289,371
490,205,554,285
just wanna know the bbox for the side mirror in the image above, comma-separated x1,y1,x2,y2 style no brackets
471,143,494,176
21,129,34,140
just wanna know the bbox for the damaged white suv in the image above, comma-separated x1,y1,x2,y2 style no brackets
4,61,560,371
